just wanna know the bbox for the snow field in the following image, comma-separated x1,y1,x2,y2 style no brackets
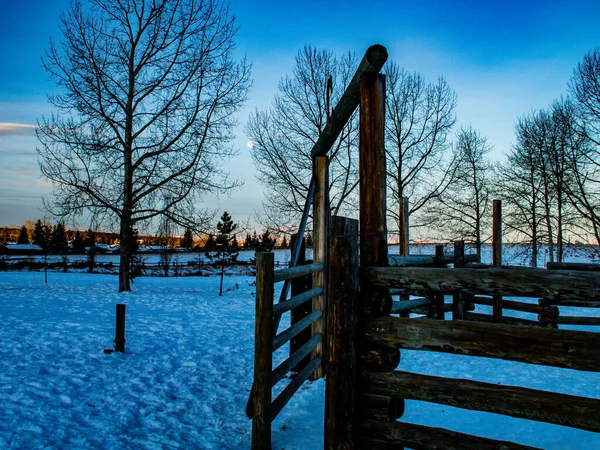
1,271,599,449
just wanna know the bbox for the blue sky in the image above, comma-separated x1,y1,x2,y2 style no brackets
1,0,599,227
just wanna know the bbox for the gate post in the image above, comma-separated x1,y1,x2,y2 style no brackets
252,252,274,450
492,199,503,323
325,216,359,449
311,155,329,380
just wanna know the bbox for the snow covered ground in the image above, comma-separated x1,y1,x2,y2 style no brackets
0,269,599,449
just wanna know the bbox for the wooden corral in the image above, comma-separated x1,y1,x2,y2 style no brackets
248,42,600,449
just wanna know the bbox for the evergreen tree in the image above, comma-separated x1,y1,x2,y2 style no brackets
257,230,275,252
251,230,259,248
216,211,239,296
204,234,216,251
72,230,85,253
33,220,48,251
85,229,96,248
50,223,69,254
244,232,252,249
280,235,288,249
182,227,194,250
17,226,29,245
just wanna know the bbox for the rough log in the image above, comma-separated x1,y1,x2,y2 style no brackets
539,297,600,308
362,316,600,372
390,297,432,313
362,290,393,316
273,311,321,351
547,262,600,271
271,357,321,421
252,253,274,450
362,370,600,432
312,45,388,158
359,344,401,372
464,312,555,328
388,254,478,267
357,394,404,422
471,296,559,318
325,216,359,450
548,315,600,326
273,263,323,283
358,420,539,450
274,287,322,318
361,266,600,302
289,234,312,372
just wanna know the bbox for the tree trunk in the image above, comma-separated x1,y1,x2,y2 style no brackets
219,261,224,296
119,215,132,292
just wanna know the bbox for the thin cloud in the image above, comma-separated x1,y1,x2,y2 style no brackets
0,122,37,136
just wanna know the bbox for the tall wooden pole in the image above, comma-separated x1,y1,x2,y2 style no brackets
493,199,503,323
359,74,388,271
325,216,359,450
399,197,409,257
311,156,329,380
252,253,274,450
114,304,126,353
452,241,465,320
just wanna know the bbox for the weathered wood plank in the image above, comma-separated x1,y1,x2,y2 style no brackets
273,263,323,283
550,316,600,326
252,253,274,450
398,197,409,257
358,419,540,450
361,266,600,302
273,310,322,351
271,357,321,421
464,312,553,328
547,262,600,271
289,234,312,372
272,334,322,387
362,316,600,372
471,296,559,318
390,297,432,313
274,287,323,318
311,156,329,381
362,370,600,432
388,253,479,267
357,393,404,422
325,216,359,450
312,44,388,158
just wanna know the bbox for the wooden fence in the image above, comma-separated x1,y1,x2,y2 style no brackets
325,219,600,449
251,253,325,449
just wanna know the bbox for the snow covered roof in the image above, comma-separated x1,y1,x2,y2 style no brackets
5,243,43,251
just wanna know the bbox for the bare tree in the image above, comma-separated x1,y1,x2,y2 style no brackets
384,62,457,239
424,126,492,257
568,49,600,245
497,124,544,267
37,0,251,291
247,46,359,233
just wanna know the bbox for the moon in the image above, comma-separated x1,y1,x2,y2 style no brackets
247,140,254,148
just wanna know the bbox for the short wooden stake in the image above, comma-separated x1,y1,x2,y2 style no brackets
492,199,503,323
115,304,126,352
452,241,465,320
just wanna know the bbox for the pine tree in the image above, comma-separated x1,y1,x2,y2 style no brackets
72,230,85,253
17,226,29,245
51,223,69,254
33,220,48,251
257,230,275,252
182,227,194,250
280,235,288,249
244,232,252,249
216,211,239,296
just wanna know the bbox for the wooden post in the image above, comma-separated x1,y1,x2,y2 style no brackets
434,245,445,319
493,199,503,323
311,156,329,380
115,304,126,353
325,216,359,450
252,252,274,450
452,241,465,320
290,234,312,372
398,197,409,257
359,73,387,270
